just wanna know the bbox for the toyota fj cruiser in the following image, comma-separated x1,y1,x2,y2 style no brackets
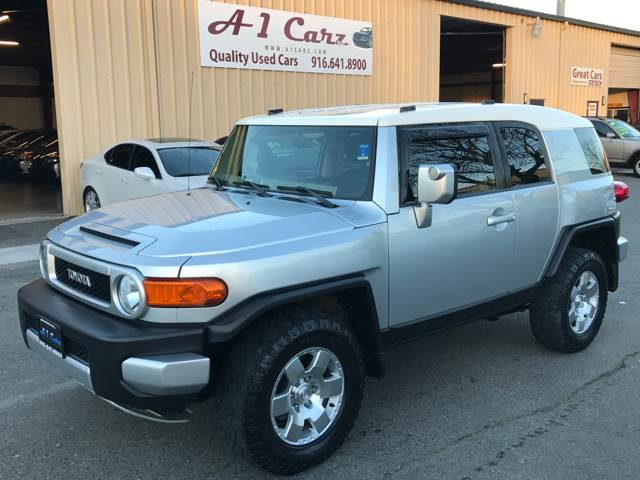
18,103,627,474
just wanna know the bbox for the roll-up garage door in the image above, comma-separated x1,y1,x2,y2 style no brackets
609,46,640,89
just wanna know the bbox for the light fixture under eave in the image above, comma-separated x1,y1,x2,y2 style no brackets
0,40,19,47
527,16,543,37
0,14,9,24
492,63,506,68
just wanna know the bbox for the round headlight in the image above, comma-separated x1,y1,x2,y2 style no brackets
117,275,142,315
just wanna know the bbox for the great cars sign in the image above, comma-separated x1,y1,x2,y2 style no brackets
198,1,373,75
571,66,604,87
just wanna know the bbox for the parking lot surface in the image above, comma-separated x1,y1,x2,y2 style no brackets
1,172,639,480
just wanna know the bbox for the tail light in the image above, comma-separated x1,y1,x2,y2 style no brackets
613,181,629,203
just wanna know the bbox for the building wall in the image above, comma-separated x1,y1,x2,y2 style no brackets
0,66,45,130
48,0,640,215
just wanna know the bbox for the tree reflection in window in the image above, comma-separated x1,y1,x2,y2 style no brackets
499,127,548,186
575,127,610,175
405,132,496,199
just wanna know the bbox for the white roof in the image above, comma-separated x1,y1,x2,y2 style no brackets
239,103,592,130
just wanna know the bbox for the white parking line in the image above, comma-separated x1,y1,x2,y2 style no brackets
0,244,39,265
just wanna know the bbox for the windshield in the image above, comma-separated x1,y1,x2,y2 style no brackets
210,125,376,200
604,119,640,139
157,147,220,177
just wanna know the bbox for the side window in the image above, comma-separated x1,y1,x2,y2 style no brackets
107,144,134,170
575,127,610,175
401,125,497,201
499,126,548,186
103,147,114,162
592,121,611,138
131,146,161,178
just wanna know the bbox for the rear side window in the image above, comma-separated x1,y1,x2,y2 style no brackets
400,125,497,200
107,144,134,170
575,127,610,175
499,126,548,186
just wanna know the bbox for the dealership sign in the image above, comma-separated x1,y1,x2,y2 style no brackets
198,1,373,75
571,66,604,87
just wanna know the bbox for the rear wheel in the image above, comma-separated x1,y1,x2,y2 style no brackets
530,247,608,353
216,306,365,475
83,187,101,212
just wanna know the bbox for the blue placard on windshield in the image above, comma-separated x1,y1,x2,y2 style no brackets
357,144,370,160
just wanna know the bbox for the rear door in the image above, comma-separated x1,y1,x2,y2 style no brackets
102,143,134,204
388,123,516,328
494,122,558,289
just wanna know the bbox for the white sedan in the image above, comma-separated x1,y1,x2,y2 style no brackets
80,138,221,212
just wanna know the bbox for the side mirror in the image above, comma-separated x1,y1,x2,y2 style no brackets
134,166,156,180
606,132,616,139
414,163,457,228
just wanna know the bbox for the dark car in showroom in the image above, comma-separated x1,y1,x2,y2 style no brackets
0,130,57,177
352,26,373,48
18,137,60,179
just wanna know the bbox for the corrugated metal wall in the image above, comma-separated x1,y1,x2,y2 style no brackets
48,0,640,214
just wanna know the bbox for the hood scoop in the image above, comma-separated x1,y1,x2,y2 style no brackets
79,226,140,247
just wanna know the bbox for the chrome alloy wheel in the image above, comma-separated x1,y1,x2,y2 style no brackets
270,347,345,446
568,271,600,334
84,190,100,212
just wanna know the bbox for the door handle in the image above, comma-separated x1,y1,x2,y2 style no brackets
487,212,516,226
96,168,102,175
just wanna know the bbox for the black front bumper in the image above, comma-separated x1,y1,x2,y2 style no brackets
18,279,207,411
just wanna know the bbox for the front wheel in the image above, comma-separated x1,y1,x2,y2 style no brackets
216,307,365,475
530,247,608,353
631,156,640,178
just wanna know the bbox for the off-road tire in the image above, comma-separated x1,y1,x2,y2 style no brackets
215,306,365,475
530,247,608,353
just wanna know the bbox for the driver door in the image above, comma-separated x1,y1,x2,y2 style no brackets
388,123,516,328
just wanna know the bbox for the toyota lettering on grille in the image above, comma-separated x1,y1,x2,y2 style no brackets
66,268,92,288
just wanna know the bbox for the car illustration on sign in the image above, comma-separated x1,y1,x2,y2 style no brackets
353,26,373,48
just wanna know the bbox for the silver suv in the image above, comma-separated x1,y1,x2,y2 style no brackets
18,103,628,474
587,117,640,177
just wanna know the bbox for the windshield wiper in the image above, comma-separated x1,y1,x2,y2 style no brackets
208,175,226,191
233,180,270,197
276,185,338,208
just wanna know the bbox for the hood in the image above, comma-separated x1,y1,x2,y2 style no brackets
172,175,209,189
59,187,384,258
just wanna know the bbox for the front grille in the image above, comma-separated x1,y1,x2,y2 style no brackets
54,257,111,303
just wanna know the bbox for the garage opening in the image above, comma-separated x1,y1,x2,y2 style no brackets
608,46,640,127
0,0,60,222
440,17,505,103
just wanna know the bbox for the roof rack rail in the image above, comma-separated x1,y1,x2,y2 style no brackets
268,108,284,115
481,99,496,105
399,105,416,113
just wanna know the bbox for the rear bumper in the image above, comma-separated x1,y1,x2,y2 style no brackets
18,279,210,412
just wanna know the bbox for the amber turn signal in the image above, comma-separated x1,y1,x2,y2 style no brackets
143,278,228,308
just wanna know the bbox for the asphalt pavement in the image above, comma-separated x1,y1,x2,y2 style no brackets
1,171,639,479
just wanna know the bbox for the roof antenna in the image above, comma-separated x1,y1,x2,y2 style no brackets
187,70,194,196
